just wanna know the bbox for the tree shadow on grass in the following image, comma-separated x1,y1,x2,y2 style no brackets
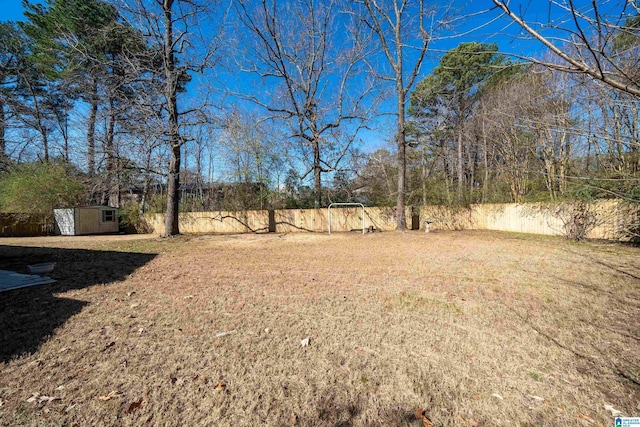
300,392,418,427
0,245,156,362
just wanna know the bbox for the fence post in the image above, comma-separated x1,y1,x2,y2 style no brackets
268,210,276,233
411,206,420,230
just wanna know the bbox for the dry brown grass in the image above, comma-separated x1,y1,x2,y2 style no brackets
1,231,639,426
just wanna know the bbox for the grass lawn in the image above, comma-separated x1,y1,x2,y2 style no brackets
0,231,639,426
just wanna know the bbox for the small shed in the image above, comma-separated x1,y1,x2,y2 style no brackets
54,206,119,236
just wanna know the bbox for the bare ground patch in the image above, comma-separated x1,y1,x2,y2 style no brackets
0,231,639,426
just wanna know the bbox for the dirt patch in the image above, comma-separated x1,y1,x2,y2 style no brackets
0,231,638,426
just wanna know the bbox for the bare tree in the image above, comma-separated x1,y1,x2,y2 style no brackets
493,0,640,98
354,148,397,206
477,71,537,202
116,0,223,235
354,0,448,228
219,109,282,209
494,1,639,202
234,0,377,208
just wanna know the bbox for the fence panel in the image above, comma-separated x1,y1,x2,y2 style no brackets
143,200,638,241
421,200,637,241
0,214,53,237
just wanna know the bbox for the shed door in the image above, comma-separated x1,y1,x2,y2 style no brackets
76,208,100,235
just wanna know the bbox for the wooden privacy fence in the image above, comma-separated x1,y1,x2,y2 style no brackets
0,213,54,237
144,200,638,241
144,207,415,235
420,199,638,241
1,200,636,240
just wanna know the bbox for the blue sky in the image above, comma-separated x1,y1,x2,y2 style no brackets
1,0,628,181
0,0,28,21
0,0,596,79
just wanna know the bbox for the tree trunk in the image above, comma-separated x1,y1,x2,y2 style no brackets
196,139,203,206
421,149,427,206
63,126,70,163
396,87,407,230
559,131,569,195
27,81,49,162
631,104,640,172
163,0,182,236
165,144,181,235
482,120,489,203
456,128,463,203
106,98,118,207
468,142,477,196
313,138,321,208
139,148,153,214
41,127,49,162
0,101,5,161
87,79,98,176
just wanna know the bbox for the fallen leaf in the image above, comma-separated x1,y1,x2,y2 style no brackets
55,385,65,391
604,404,622,416
126,397,144,414
578,413,595,424
98,391,119,401
301,337,310,347
216,332,230,338
215,382,226,391
38,396,61,404
103,341,116,351
290,411,298,425
184,295,194,299
491,393,504,400
127,291,136,297
130,303,140,309
415,408,433,427
528,395,545,402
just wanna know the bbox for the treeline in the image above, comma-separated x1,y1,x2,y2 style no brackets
354,42,640,207
0,0,222,233
0,0,638,234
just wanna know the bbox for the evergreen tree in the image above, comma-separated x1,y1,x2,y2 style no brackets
410,42,507,202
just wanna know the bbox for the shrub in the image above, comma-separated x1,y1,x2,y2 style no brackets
556,201,599,241
118,204,153,234
0,161,87,220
